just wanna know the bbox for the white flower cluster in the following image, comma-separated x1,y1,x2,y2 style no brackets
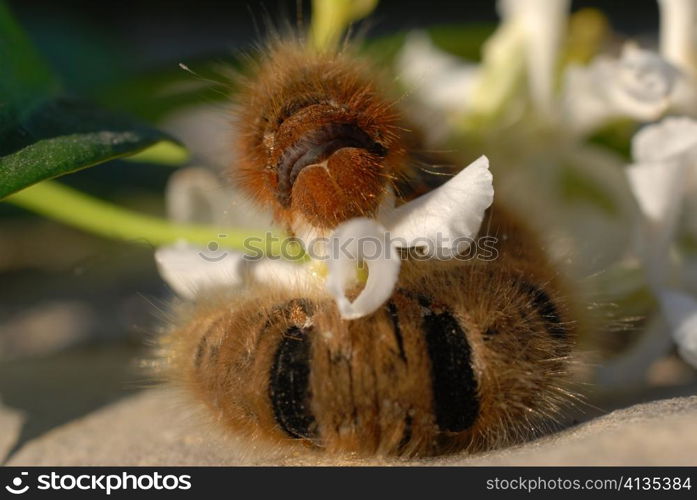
627,117,697,368
398,0,697,134
399,0,697,371
155,158,493,320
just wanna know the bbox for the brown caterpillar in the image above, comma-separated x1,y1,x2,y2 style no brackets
159,39,577,457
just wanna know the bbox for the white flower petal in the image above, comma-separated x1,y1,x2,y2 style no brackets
669,74,697,115
154,242,246,299
555,146,636,276
658,0,697,78
626,160,687,224
561,62,615,135
397,31,479,114
632,116,697,163
626,117,697,275
499,0,570,116
606,44,679,120
562,46,679,134
396,32,481,142
470,19,526,119
325,218,400,320
165,166,275,230
656,289,697,368
627,118,697,289
627,117,697,247
626,158,687,286
248,259,317,291
380,155,494,258
161,105,234,170
166,167,228,225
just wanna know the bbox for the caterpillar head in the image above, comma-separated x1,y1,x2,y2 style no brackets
233,41,408,231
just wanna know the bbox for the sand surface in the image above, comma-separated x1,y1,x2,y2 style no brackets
4,388,696,466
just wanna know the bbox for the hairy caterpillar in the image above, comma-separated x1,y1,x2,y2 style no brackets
159,39,577,457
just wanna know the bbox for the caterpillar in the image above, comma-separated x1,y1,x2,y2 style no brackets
159,39,577,457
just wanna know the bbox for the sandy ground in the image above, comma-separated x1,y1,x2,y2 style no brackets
3,385,697,466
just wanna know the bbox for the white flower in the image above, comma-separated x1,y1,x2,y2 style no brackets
324,218,401,320
378,156,493,258
395,0,569,128
627,117,697,275
155,157,494,320
605,45,679,119
658,0,697,114
658,0,697,79
155,242,247,299
325,156,493,318
625,117,697,367
395,32,481,143
562,44,680,136
165,167,233,226
165,167,275,230
154,243,313,300
657,289,697,367
397,32,479,116
154,167,296,300
497,0,570,117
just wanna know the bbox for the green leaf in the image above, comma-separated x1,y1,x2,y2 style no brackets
0,1,57,103
0,3,187,199
0,97,184,200
0,0,59,141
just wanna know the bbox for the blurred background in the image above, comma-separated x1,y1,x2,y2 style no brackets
1,0,695,464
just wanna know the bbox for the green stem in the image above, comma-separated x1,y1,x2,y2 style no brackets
4,180,303,259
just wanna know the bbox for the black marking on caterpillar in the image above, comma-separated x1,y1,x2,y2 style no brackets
269,326,317,439
386,300,407,363
518,281,566,340
422,310,479,432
